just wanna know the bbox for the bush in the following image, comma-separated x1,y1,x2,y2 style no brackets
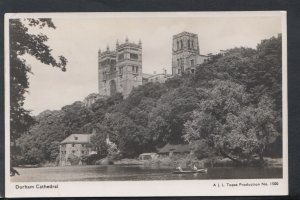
81,154,102,165
67,154,80,165
191,140,216,159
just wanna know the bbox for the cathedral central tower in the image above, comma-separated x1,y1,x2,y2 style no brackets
172,31,206,75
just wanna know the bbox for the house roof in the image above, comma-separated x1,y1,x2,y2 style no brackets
60,134,92,144
158,143,191,154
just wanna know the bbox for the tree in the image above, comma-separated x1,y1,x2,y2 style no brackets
183,80,279,165
61,101,92,135
149,86,202,146
10,18,67,145
17,110,66,164
90,124,109,158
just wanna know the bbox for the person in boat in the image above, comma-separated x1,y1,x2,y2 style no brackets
193,164,198,171
177,165,183,172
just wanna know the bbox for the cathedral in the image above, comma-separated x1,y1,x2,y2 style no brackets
87,31,208,105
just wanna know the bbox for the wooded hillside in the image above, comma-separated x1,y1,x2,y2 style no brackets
16,34,282,165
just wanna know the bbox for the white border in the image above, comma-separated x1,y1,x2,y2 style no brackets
4,11,288,197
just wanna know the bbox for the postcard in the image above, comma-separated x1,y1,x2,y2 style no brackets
5,11,288,197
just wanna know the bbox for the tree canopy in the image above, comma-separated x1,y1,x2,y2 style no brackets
16,34,282,166
10,18,67,145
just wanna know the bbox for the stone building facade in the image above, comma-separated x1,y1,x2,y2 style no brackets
172,31,208,75
59,134,93,166
142,69,172,84
98,38,143,98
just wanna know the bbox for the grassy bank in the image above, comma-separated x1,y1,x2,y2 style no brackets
114,155,282,169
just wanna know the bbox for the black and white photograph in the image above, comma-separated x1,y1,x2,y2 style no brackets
5,12,288,197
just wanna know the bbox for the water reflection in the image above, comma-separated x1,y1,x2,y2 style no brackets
11,165,282,182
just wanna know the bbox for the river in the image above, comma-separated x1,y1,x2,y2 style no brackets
11,165,282,182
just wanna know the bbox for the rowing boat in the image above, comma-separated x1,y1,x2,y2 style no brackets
173,168,208,174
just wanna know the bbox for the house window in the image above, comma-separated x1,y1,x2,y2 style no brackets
72,150,75,154
72,144,75,147
75,136,78,140
82,150,85,154
191,69,195,74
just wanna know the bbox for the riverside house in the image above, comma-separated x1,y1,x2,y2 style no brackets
59,134,93,166
158,143,193,157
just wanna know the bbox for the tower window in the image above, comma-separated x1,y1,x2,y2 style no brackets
118,53,124,60
180,40,183,49
119,66,123,75
188,40,190,49
192,40,194,49
177,41,179,50
130,53,138,60
191,59,194,67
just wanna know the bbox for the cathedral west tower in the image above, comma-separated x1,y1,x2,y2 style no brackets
98,38,142,98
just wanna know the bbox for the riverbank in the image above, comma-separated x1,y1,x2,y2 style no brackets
20,156,281,169
113,156,282,169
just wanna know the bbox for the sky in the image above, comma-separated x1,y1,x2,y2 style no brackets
15,12,283,115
